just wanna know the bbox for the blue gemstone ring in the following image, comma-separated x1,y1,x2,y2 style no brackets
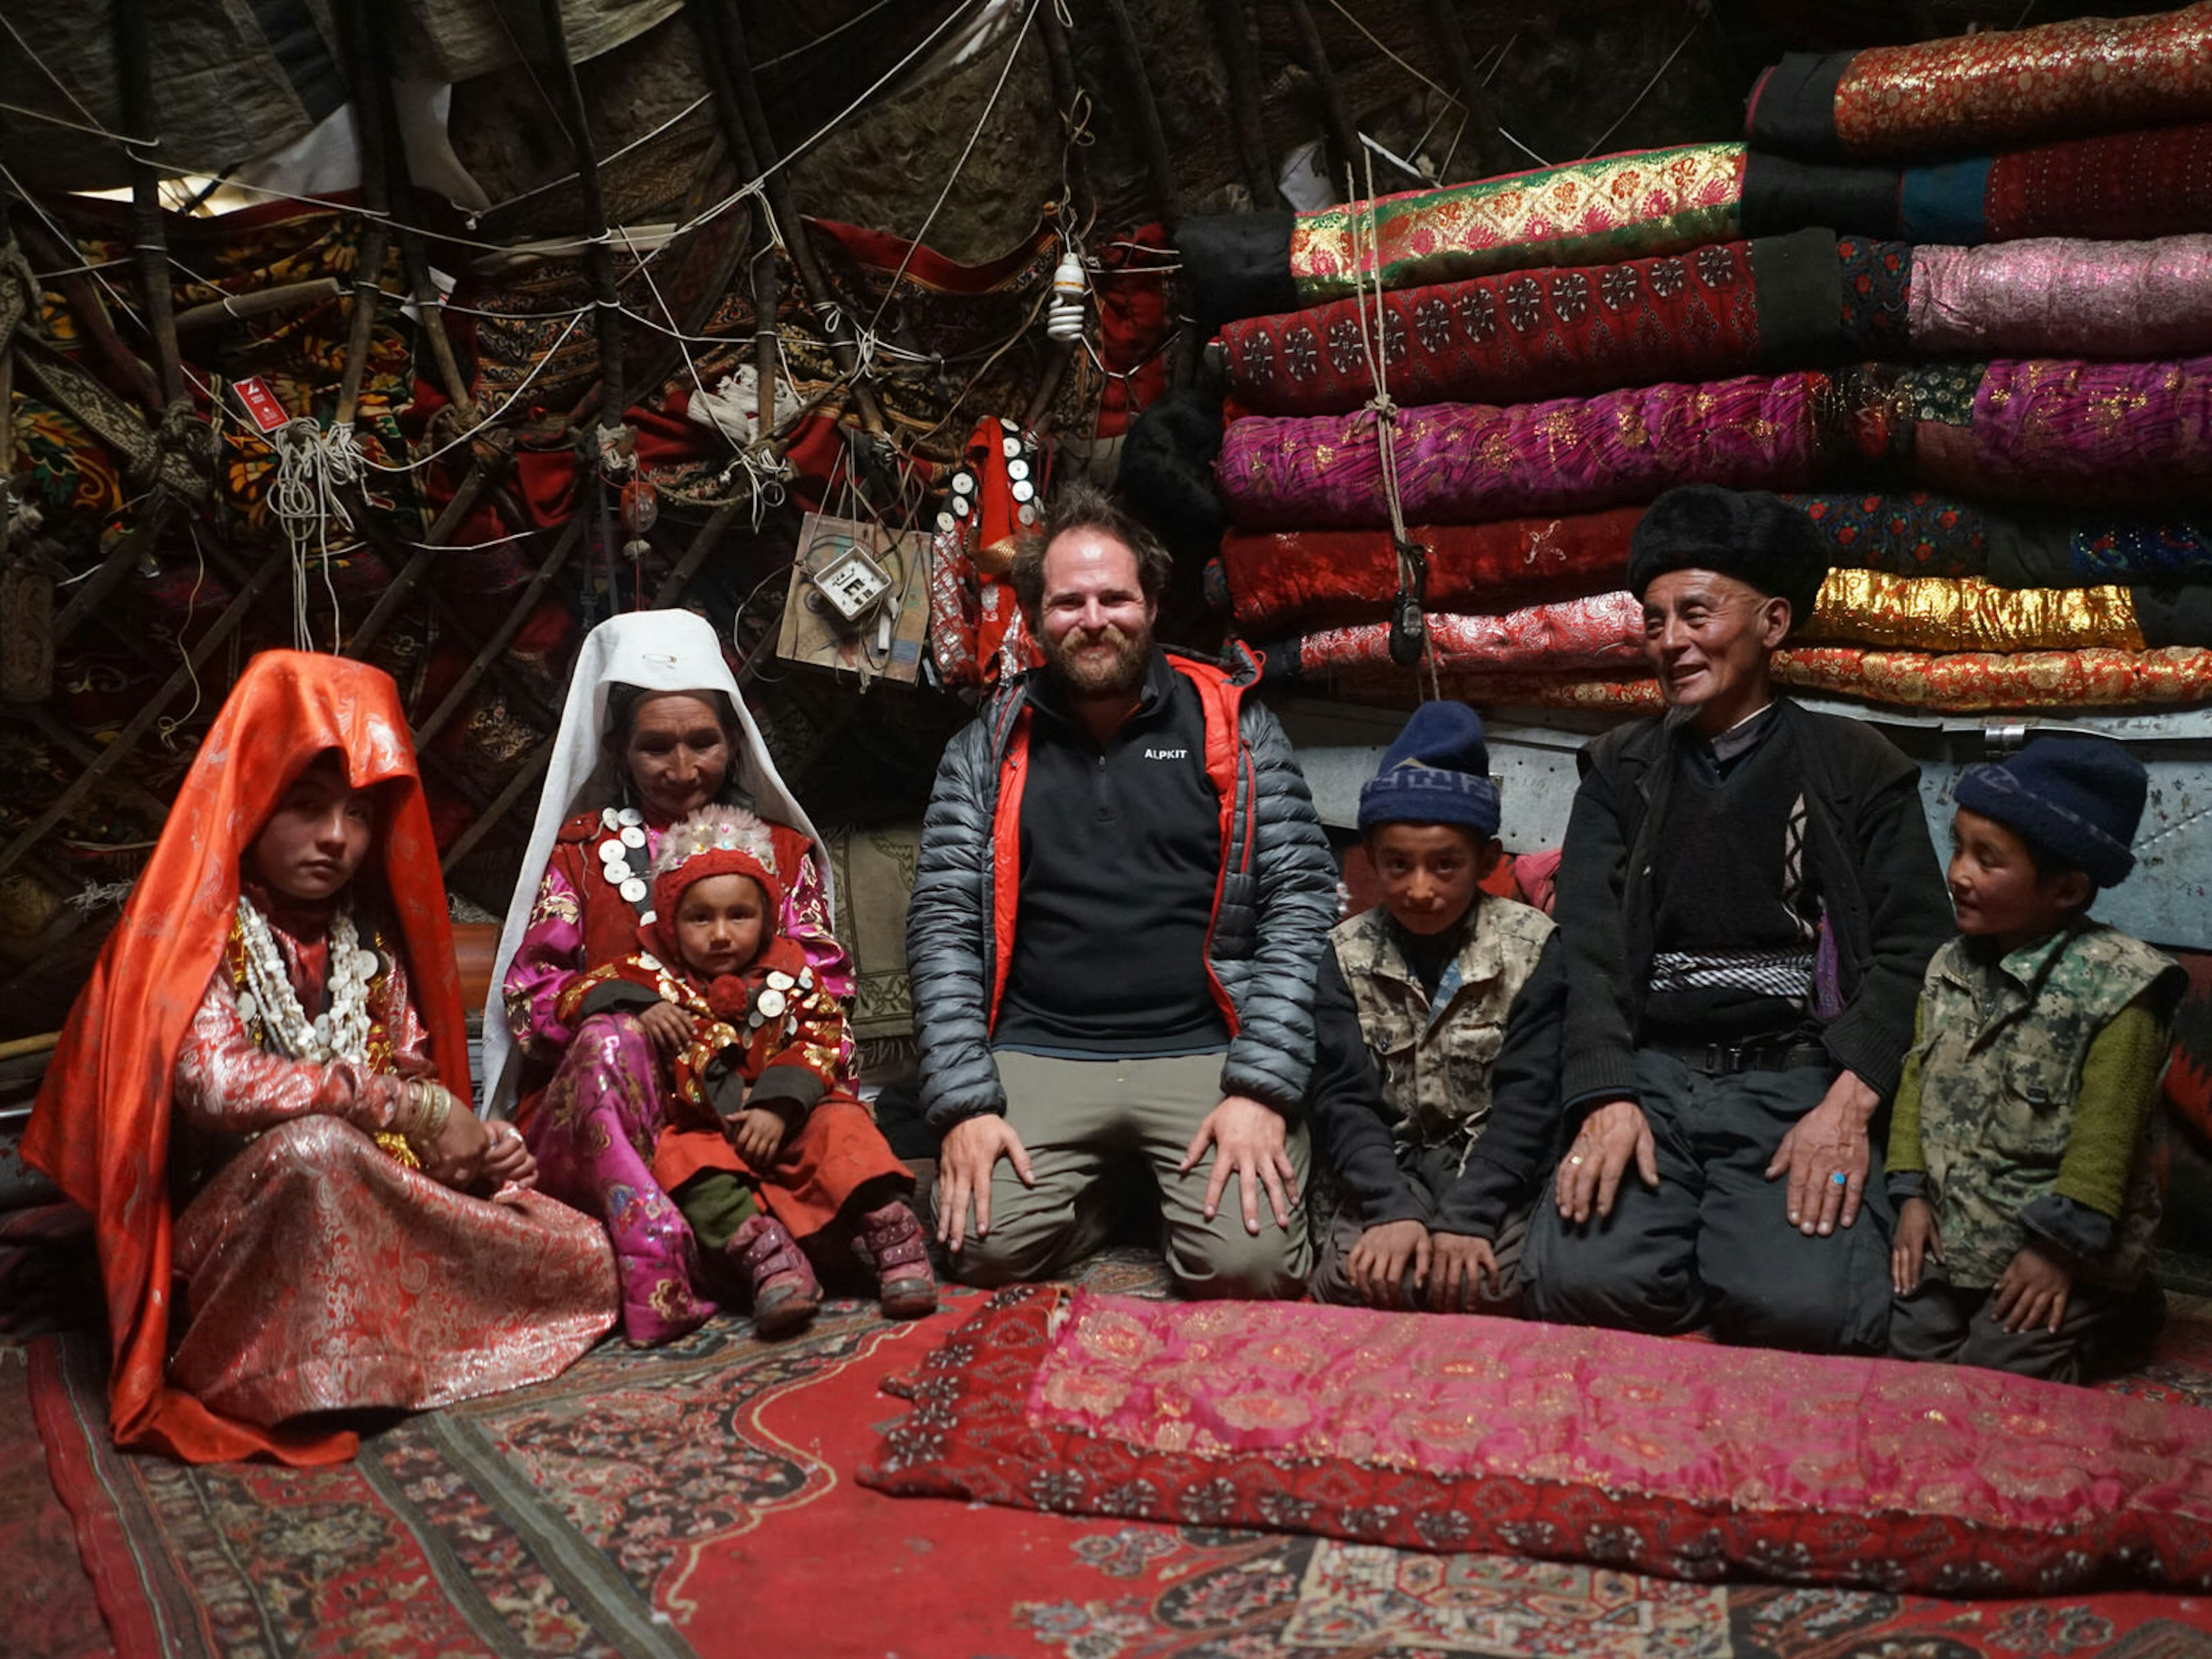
1830,1172,1849,1186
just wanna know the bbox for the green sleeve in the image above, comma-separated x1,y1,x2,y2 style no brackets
2051,994,2172,1219
1884,1001,1928,1176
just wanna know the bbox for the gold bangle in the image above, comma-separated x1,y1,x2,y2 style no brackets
416,1085,451,1145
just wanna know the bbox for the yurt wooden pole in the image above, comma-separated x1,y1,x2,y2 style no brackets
685,0,782,446
1283,0,1361,197
711,0,885,434
341,464,493,655
0,345,11,562
414,516,587,745
439,740,554,872
0,550,286,884
653,495,747,607
16,704,172,821
172,279,344,334
332,0,392,430
365,2,476,419
1204,0,1280,209
51,539,149,643
535,0,628,435
113,0,185,412
335,480,563,730
1423,0,1498,179
1103,0,1177,218
9,220,164,415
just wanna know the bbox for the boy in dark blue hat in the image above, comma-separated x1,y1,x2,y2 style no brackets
1305,702,1564,1311
1888,733,2186,1382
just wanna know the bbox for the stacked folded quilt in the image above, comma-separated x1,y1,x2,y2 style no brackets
1191,3,2212,715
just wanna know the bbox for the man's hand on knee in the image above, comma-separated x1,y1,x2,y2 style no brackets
936,1113,1033,1253
1556,1099,1657,1225
1765,1069,1877,1237
1179,1095,1298,1236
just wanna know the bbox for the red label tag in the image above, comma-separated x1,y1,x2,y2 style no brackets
231,376,289,434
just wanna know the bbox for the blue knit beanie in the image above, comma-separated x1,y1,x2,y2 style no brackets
1357,702,1502,837
1953,733,2146,889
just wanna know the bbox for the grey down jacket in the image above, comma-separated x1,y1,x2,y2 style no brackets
906,652,1338,1131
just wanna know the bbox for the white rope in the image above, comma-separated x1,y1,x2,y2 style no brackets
714,442,792,531
88,0,990,263
861,0,1039,343
1581,18,1702,159
0,12,151,150
463,0,918,221
67,878,138,916
0,97,157,149
267,417,363,652
0,160,218,406
352,306,590,475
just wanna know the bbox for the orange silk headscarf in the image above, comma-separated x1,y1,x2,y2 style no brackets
24,652,468,1465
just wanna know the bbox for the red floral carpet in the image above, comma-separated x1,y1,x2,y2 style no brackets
19,1252,2212,1658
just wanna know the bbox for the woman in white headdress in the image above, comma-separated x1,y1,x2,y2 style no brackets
490,609,846,1342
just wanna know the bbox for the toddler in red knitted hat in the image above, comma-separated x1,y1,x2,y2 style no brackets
556,805,934,1335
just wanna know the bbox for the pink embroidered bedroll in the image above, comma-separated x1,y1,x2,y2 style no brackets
861,1288,2212,1596
1215,356,2212,532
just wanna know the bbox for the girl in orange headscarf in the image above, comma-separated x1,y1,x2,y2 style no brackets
25,652,617,1465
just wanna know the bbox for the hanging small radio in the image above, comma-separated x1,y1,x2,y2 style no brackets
809,537,896,625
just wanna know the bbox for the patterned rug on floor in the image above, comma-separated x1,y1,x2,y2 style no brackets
22,1250,2212,1659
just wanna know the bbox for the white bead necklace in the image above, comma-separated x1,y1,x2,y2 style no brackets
233,895,377,1063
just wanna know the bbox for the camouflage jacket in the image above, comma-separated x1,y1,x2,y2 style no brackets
1900,922,2180,1289
1330,895,1555,1166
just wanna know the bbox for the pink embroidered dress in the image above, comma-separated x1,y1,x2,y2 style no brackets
28,652,616,1464
171,887,618,1430
487,611,848,1346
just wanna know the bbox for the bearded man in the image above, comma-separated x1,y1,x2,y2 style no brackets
907,481,1337,1296
1520,485,1952,1353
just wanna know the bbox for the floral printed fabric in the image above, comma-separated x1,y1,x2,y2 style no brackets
1216,372,1853,532
1909,236,2212,361
1257,595,1645,681
1776,645,2212,711
1218,239,1771,417
1289,145,1747,304
865,1286,2212,1593
1217,357,2212,532
1910,354,2212,507
1271,628,2212,714
1830,3,2212,160
1219,512,1640,634
1783,490,1993,578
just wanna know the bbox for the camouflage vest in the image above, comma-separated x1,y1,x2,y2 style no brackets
1914,922,2176,1289
1330,895,1555,1166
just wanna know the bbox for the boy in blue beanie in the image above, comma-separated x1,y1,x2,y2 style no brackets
1888,733,2184,1382
1306,702,1564,1311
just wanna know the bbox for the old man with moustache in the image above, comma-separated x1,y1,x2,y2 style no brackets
1520,485,1952,1353
907,481,1338,1296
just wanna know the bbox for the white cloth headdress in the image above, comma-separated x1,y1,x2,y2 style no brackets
481,609,827,1104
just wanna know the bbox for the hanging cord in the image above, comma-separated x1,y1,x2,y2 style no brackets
1344,156,1440,700
267,417,363,651
860,0,1040,349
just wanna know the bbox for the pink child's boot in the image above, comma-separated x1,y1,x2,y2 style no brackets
726,1215,821,1338
861,1201,938,1320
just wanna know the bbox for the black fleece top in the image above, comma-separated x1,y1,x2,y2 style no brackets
993,652,1233,1058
